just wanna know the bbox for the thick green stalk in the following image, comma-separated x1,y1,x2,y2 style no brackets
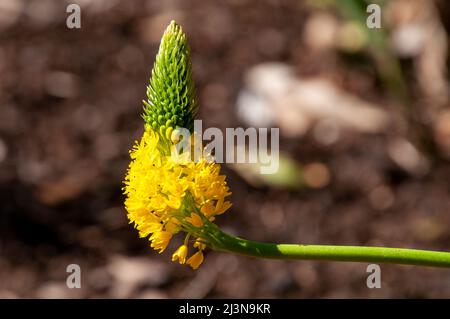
209,229,450,268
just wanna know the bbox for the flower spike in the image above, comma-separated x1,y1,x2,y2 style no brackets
124,21,232,269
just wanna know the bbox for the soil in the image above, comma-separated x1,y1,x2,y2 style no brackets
0,0,450,298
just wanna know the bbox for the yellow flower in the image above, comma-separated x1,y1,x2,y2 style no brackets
172,245,188,264
200,198,232,218
124,127,232,269
193,238,206,251
150,231,172,253
187,251,204,269
165,218,181,233
186,213,203,227
137,221,162,238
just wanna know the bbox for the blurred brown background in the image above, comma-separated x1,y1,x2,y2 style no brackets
1,0,450,298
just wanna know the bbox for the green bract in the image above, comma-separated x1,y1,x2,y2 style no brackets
143,20,197,138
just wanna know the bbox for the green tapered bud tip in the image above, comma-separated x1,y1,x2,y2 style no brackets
143,20,198,137
164,20,182,39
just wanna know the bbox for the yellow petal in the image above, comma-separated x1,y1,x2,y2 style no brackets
185,213,203,227
172,245,188,264
187,251,204,269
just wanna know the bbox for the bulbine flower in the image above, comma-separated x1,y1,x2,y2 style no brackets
124,21,450,270
124,21,232,269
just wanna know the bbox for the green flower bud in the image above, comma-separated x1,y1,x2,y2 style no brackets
143,20,198,136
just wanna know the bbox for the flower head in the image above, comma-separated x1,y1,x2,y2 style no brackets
124,126,232,268
124,21,232,269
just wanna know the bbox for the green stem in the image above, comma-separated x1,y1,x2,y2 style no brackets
210,230,450,268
